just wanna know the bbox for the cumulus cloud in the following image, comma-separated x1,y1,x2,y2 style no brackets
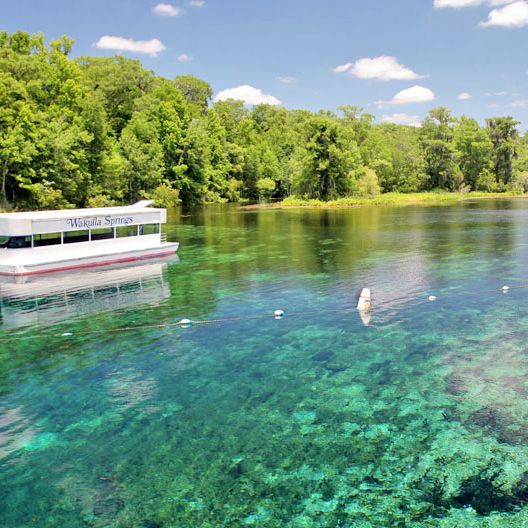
434,0,514,8
381,113,422,127
334,56,425,81
153,3,183,16
480,1,528,26
458,92,472,100
510,99,528,107
334,63,354,74
214,85,281,105
95,36,166,57
177,53,191,62
377,85,436,107
276,76,297,84
190,0,205,6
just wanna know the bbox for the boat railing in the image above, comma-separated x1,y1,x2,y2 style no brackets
160,233,167,244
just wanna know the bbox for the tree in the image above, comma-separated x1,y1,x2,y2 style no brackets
119,113,164,202
421,107,461,190
364,125,427,193
77,56,154,135
204,109,236,202
292,116,360,199
135,80,190,189
454,116,493,191
173,75,213,115
486,117,519,186
338,105,374,147
0,30,526,211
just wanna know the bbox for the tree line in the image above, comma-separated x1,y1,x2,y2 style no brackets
1,31,528,210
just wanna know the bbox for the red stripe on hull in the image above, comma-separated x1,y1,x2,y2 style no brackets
0,249,177,276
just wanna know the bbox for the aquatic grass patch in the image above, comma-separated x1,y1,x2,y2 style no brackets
244,192,525,210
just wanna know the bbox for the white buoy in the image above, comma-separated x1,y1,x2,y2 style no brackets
428,295,437,302
358,311,371,327
179,318,192,327
356,288,371,312
274,309,285,319
502,285,510,292
61,332,73,337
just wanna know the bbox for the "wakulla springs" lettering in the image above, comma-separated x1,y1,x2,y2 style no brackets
66,216,135,229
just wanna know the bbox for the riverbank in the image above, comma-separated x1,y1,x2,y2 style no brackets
242,191,525,210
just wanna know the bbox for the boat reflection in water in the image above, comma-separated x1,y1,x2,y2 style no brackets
0,257,178,330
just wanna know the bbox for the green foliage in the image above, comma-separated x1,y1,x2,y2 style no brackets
421,107,462,191
119,112,164,202
477,169,500,192
86,194,115,208
256,177,276,201
455,116,493,191
1,31,527,211
293,116,360,200
19,181,72,210
173,75,212,115
146,184,181,207
351,167,381,196
77,55,154,134
486,117,519,185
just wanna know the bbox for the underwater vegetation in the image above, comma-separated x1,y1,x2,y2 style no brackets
3,201,528,527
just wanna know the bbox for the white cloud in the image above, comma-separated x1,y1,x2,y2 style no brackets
190,0,205,6
177,53,191,62
214,85,281,106
276,76,297,84
153,3,183,16
480,1,528,26
510,99,528,107
378,85,436,107
95,36,166,57
333,62,354,74
334,56,424,81
381,113,422,127
458,92,472,99
434,0,514,8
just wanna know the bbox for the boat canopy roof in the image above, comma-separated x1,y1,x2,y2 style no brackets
0,204,167,236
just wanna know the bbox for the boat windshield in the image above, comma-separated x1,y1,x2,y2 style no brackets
0,236,9,248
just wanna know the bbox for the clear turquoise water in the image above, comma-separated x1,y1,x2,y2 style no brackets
3,200,528,527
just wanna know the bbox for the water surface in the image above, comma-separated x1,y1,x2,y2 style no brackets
2,199,528,527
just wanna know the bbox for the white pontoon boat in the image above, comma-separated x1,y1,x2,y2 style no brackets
0,201,179,276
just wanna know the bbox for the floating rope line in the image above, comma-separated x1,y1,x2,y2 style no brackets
0,312,292,343
0,303,372,343
1,282,528,343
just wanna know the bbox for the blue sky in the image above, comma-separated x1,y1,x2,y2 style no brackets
2,0,528,129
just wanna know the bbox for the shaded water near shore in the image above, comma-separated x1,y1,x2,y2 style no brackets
3,199,528,526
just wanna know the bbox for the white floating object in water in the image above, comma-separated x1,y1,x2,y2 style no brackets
61,332,73,337
358,310,371,327
179,318,192,327
356,288,371,312
502,285,510,292
428,295,437,302
274,309,285,319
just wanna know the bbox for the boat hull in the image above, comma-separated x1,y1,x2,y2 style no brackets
0,243,179,276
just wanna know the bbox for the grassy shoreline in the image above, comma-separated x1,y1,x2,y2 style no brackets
242,192,526,210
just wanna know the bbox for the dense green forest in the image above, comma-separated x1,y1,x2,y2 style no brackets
1,31,528,210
